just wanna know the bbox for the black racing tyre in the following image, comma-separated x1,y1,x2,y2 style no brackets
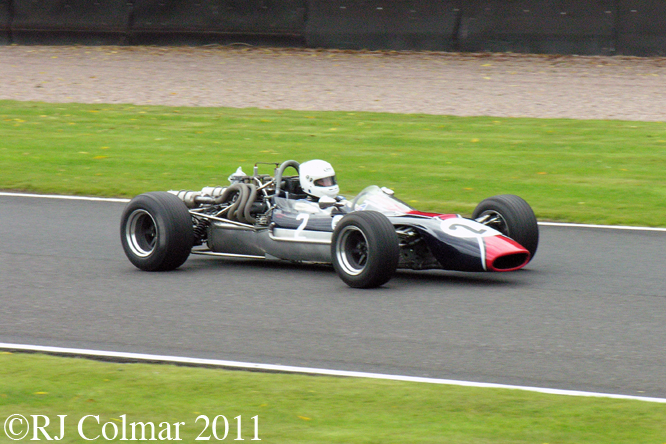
472,194,539,262
331,211,400,288
120,192,194,271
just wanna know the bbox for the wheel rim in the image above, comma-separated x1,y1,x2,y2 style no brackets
476,210,509,237
335,225,369,276
126,209,158,257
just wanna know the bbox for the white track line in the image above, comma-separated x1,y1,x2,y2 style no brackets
1,343,665,404
538,221,666,232
0,191,129,203
2,191,665,232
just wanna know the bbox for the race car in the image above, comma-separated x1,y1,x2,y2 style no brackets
120,159,539,288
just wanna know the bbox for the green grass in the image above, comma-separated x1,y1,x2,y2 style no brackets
2,100,666,226
1,353,665,444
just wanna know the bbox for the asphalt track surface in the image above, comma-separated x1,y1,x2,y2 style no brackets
1,194,665,399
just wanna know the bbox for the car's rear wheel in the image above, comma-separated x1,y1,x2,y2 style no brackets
120,192,194,271
473,194,539,261
331,211,399,288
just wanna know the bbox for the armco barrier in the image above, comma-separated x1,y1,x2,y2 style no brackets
616,1,666,56
305,0,461,51
0,0,11,44
11,0,131,44
130,0,306,37
458,0,616,55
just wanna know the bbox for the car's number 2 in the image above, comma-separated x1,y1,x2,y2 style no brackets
295,214,309,239
294,213,343,238
440,218,501,239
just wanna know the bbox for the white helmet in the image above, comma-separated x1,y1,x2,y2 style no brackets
299,160,339,198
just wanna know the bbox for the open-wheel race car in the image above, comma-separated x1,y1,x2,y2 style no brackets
120,159,539,288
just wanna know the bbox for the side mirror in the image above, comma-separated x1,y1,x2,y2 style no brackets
318,196,337,209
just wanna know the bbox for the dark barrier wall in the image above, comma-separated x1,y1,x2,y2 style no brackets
131,0,306,35
11,0,132,44
616,1,666,56
305,0,461,51
0,0,11,44
457,0,616,55
3,0,666,56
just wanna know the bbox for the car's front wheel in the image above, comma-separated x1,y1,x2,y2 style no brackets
473,194,539,261
331,211,399,288
120,192,194,271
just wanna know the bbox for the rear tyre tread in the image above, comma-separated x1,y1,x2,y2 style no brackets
120,191,194,271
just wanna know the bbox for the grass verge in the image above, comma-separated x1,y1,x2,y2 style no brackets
2,100,666,226
1,353,665,444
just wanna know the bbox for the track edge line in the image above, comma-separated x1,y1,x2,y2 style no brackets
2,342,665,404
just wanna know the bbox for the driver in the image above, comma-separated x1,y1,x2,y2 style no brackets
299,159,339,199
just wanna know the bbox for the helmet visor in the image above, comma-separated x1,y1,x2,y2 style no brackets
314,176,337,187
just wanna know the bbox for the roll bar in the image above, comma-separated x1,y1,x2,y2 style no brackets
273,159,300,199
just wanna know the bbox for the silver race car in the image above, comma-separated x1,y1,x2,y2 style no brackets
121,159,538,288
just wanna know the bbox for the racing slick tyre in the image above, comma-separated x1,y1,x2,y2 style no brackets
472,194,539,262
331,211,400,288
120,192,194,271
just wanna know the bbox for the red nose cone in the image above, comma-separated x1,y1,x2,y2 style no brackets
484,236,530,271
